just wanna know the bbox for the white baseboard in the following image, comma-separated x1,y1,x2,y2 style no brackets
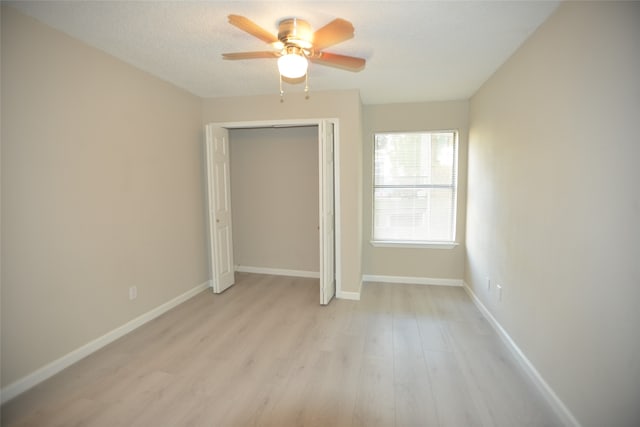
0,281,210,404
336,290,360,301
337,278,362,300
235,266,359,300
235,265,320,279
462,282,581,427
362,274,463,287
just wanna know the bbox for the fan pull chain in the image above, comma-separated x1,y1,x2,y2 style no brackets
278,71,311,102
279,74,284,102
304,72,310,99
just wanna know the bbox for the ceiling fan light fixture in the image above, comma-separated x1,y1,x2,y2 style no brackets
224,14,365,100
277,51,308,79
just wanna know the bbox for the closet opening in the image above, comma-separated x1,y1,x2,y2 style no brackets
205,119,339,305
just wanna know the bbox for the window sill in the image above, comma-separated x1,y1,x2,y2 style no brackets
370,241,459,249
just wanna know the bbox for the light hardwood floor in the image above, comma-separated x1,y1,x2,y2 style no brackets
1,273,561,426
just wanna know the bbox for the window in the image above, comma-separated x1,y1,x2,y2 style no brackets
373,131,458,246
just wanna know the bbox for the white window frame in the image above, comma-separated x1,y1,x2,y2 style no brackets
371,130,459,250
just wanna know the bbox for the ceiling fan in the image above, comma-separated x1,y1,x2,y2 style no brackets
222,14,366,97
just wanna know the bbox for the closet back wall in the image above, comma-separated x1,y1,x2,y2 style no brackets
230,127,320,275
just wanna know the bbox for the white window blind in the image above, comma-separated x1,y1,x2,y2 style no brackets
373,131,458,243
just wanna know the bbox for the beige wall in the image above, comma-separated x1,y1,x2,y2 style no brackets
466,2,640,426
362,101,468,279
203,90,363,294
1,7,207,387
229,126,319,272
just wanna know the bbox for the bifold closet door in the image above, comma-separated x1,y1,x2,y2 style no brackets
319,120,336,305
205,125,235,293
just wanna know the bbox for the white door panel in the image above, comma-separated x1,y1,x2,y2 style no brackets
205,125,235,293
319,121,336,305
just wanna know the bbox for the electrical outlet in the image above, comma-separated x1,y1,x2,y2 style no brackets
129,286,137,300
496,284,503,301
486,277,491,291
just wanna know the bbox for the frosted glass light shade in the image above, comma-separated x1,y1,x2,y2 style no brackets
278,53,308,79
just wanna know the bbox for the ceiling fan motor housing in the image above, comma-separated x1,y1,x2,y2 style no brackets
278,18,313,50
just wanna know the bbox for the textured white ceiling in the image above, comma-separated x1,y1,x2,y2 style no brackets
8,1,560,104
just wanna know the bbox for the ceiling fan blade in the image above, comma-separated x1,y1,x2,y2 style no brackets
222,51,280,60
228,15,278,45
312,18,355,50
311,52,366,71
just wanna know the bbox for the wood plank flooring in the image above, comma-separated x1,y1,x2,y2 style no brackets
1,273,561,426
